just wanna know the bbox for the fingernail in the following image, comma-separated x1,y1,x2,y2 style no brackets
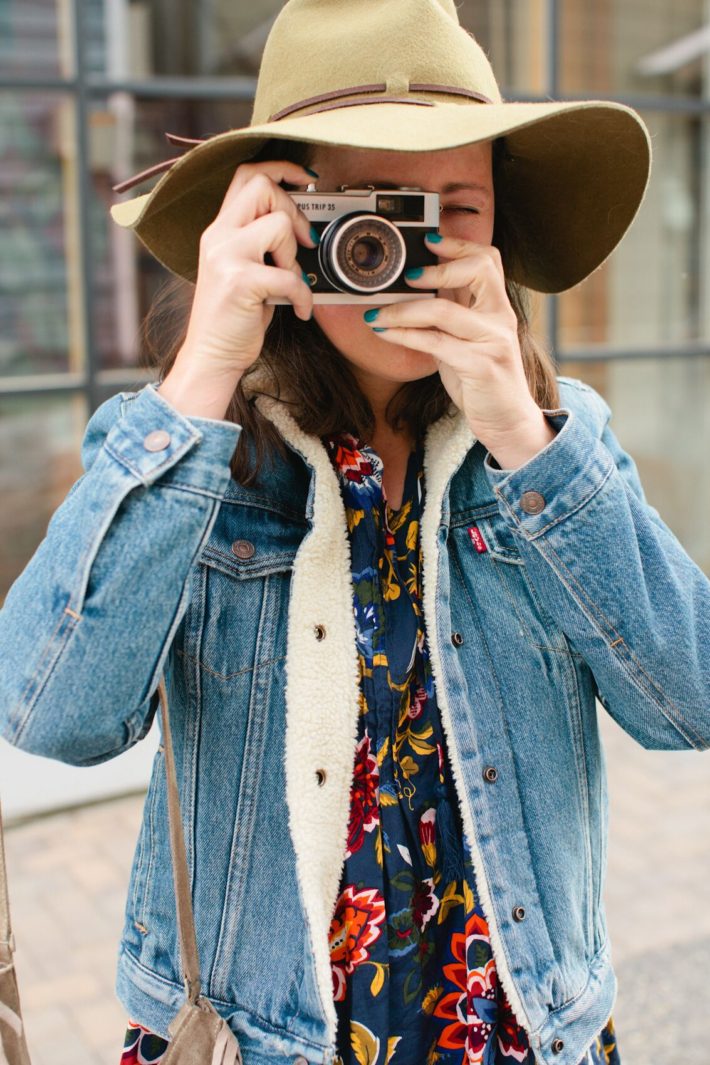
305,167,319,177
363,308,380,323
310,224,321,244
425,231,443,243
302,269,311,285
404,266,424,279
373,327,388,333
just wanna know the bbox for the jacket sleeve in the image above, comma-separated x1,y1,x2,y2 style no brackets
0,383,241,766
482,377,710,752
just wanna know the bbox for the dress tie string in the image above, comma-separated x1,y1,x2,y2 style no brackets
435,782,464,885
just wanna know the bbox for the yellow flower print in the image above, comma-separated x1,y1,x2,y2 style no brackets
350,1019,380,1065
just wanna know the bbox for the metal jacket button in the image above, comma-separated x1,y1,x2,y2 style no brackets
231,540,255,559
314,624,326,641
143,429,171,452
520,490,545,514
551,1038,565,1053
483,766,498,783
315,769,327,786
451,631,464,647
512,904,526,921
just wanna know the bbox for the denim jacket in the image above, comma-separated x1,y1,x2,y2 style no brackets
1,374,708,1065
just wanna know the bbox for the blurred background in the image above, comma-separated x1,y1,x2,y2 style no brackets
0,2,709,1063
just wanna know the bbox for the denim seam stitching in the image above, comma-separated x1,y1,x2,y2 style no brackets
497,457,615,540
223,495,310,525
120,945,330,1051
103,440,194,482
96,458,232,501
533,538,708,750
449,547,558,995
564,648,595,951
132,748,163,932
202,546,296,572
13,610,79,744
539,948,605,1024
176,647,287,681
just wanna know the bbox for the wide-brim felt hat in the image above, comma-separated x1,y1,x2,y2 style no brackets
109,0,652,295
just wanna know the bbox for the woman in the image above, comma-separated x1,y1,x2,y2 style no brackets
1,1,709,1064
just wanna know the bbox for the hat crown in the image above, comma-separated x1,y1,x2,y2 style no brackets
250,0,502,127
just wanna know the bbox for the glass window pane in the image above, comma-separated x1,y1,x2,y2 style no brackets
0,0,64,79
558,112,710,352
85,0,546,89
459,0,548,96
557,356,710,576
0,93,82,378
91,94,254,372
86,0,284,78
0,393,86,605
560,0,710,99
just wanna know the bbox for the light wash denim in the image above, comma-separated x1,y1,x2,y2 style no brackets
0,375,708,1065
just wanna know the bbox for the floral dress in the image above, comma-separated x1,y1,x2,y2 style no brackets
119,433,621,1065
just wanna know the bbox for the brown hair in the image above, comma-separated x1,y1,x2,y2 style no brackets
140,137,559,485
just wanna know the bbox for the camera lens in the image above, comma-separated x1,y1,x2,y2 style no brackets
351,236,385,272
319,213,406,293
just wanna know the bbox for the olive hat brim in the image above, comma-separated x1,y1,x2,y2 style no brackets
110,98,651,294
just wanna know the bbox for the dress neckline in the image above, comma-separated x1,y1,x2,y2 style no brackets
322,432,423,518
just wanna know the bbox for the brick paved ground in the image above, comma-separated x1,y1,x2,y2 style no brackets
3,705,709,1065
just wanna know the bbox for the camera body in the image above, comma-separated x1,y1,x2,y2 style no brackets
265,184,441,304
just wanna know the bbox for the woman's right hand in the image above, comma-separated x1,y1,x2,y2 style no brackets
158,160,318,419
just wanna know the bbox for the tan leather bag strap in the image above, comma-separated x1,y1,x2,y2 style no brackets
0,677,205,1063
157,676,203,1005
0,798,32,1065
0,799,14,957
0,678,203,1044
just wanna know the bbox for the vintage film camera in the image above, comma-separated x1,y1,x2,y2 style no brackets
265,183,440,304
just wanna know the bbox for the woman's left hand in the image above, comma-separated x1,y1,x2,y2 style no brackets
363,234,558,468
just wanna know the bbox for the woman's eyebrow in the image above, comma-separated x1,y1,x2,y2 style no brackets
440,181,491,195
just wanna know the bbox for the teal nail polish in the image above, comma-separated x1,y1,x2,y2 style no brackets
373,327,388,333
302,269,311,285
363,308,380,323
404,266,424,279
305,167,319,177
425,231,443,243
310,224,321,244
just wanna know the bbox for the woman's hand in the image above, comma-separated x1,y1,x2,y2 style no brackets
363,234,558,469
158,160,318,420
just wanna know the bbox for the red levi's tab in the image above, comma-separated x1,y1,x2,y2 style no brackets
468,525,488,553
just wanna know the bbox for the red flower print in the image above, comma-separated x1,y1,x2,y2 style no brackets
434,911,501,1063
419,807,437,868
327,435,374,483
466,911,491,946
436,741,444,776
346,732,380,858
412,877,439,932
329,885,386,1001
408,683,427,720
496,986,530,1060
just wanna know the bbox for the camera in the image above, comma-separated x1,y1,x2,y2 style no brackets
265,184,441,305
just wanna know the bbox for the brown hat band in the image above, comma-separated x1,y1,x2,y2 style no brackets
268,82,494,120
111,83,494,194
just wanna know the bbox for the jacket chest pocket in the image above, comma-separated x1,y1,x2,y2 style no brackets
453,509,571,653
189,509,306,681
